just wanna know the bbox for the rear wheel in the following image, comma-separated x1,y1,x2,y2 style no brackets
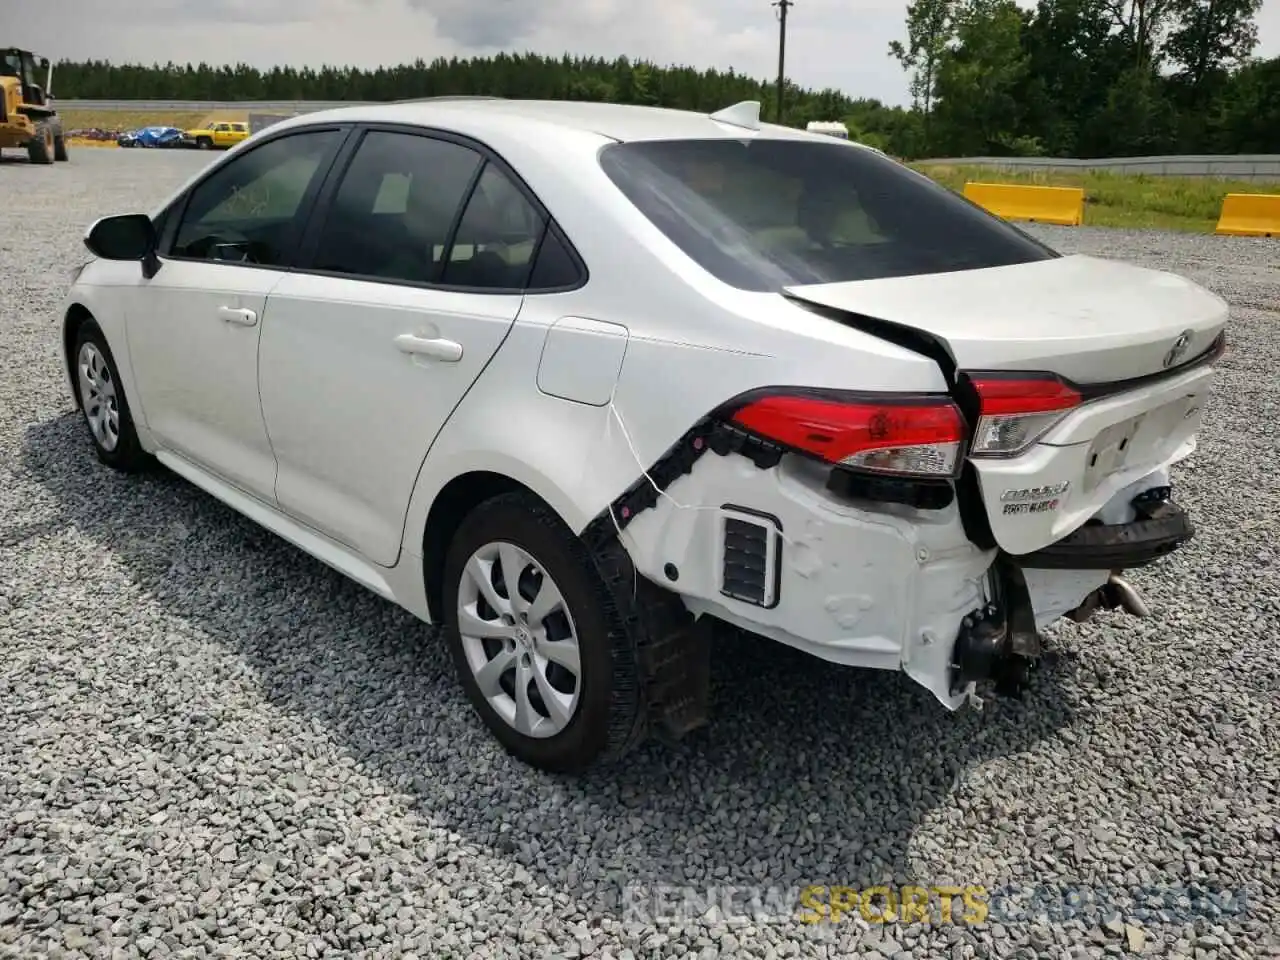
441,491,645,773
54,134,68,162
72,319,150,472
27,124,54,164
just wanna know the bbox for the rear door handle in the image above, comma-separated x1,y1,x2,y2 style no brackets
394,334,463,363
217,306,258,327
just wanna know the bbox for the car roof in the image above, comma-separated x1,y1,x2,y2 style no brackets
275,97,871,148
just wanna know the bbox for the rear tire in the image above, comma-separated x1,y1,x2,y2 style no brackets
27,124,54,164
441,491,645,774
54,135,68,162
71,318,150,473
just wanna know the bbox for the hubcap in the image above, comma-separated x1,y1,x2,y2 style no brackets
77,342,120,452
457,541,582,739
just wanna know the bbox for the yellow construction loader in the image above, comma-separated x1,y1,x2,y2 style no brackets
0,48,67,163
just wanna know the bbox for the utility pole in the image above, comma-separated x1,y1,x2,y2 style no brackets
772,0,792,124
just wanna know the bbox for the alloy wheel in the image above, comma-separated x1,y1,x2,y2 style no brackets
456,541,583,739
77,341,120,452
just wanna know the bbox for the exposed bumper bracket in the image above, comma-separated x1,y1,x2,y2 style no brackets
1016,488,1194,570
949,555,1042,699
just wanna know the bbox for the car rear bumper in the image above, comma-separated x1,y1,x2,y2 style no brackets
610,439,1184,710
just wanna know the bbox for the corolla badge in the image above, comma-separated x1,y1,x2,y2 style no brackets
1163,329,1194,369
1000,481,1070,515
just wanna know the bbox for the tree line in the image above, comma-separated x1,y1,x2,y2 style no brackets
50,0,1276,160
891,0,1275,157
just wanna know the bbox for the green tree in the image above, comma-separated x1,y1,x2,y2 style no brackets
1163,0,1262,89
1103,0,1177,67
1018,0,1128,155
930,0,1031,155
889,0,956,145
1208,54,1280,152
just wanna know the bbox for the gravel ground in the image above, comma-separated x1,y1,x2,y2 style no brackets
1,149,1277,960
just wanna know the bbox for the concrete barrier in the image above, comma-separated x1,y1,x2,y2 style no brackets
962,182,1084,226
1214,193,1280,237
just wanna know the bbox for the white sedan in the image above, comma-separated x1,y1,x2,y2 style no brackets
61,97,1228,773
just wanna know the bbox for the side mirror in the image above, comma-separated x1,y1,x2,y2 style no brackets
39,58,50,70
84,214,156,261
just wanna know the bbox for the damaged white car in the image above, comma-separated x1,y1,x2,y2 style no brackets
62,98,1227,772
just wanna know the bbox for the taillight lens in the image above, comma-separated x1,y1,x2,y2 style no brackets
967,374,1082,457
727,392,967,478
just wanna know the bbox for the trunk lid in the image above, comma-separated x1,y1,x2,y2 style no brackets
783,254,1229,385
785,254,1227,556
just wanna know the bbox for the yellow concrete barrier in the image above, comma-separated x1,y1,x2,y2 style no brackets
67,138,119,148
962,182,1084,226
1215,193,1280,237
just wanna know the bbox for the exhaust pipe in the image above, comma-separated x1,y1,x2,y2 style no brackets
1105,573,1150,618
1067,572,1150,623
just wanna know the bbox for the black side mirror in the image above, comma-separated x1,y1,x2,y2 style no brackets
85,214,156,261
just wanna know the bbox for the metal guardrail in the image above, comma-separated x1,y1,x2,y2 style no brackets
915,155,1280,181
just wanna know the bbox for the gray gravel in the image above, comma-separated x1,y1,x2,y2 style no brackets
2,149,1278,959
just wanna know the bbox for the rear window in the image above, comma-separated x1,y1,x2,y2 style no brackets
598,139,1057,292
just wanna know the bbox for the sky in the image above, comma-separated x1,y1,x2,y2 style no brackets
8,0,1280,108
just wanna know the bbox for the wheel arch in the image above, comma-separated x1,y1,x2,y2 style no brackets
62,302,96,410
60,292,151,443
420,468,578,624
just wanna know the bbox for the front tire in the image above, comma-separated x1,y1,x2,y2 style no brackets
54,134,69,162
72,319,150,472
27,124,54,164
442,491,644,773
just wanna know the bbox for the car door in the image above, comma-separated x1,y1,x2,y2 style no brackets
126,125,347,500
258,128,548,566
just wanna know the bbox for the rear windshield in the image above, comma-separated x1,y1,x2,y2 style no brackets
598,139,1058,292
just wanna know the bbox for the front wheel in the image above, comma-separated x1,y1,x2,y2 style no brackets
54,134,69,161
27,124,54,164
441,491,645,773
72,319,150,472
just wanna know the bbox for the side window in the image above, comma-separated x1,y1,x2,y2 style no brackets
170,129,340,266
441,163,546,290
527,225,583,290
310,131,483,284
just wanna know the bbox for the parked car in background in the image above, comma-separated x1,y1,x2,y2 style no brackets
118,126,186,149
60,98,1227,774
184,120,249,150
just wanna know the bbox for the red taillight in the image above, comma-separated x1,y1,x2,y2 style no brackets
967,374,1082,457
727,392,966,478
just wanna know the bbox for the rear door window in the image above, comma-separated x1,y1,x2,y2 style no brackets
308,130,483,285
598,139,1057,292
440,162,547,290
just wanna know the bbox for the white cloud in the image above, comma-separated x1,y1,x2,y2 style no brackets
5,0,1278,108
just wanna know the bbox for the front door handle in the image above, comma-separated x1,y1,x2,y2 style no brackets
394,334,463,363
217,306,258,327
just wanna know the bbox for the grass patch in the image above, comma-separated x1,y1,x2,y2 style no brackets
58,109,248,132
913,162,1280,232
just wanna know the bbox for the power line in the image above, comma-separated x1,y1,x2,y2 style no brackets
772,0,793,124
